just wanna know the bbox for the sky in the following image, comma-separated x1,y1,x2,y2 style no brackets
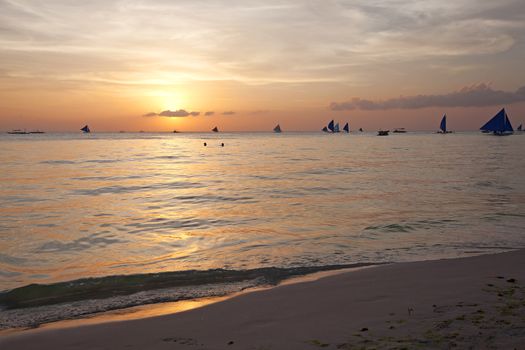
1,0,525,132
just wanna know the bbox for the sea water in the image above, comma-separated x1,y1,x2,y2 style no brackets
1,132,524,327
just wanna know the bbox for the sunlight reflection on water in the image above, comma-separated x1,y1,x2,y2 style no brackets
1,132,524,290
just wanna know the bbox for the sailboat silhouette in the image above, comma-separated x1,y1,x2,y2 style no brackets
437,115,452,134
480,108,513,136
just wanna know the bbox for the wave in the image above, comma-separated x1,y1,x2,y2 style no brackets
72,181,204,196
0,263,380,310
0,263,382,329
363,218,462,234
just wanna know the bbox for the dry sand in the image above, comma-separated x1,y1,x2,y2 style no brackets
1,250,525,349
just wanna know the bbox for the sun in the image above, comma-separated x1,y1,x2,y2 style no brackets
145,90,190,112
159,93,184,111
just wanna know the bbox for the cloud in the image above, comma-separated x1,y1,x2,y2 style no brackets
144,109,200,117
330,84,525,111
159,109,199,117
145,109,238,118
1,1,524,89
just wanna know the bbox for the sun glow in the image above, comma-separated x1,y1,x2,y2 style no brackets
143,90,190,112
163,97,182,112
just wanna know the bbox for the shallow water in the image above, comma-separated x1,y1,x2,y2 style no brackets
1,131,524,292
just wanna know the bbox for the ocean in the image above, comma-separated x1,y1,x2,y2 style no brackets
1,131,524,328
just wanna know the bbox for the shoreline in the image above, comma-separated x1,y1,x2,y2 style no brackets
2,249,524,349
0,264,379,335
0,262,386,331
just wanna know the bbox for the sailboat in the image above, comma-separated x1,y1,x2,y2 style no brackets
480,108,513,136
322,126,329,132
343,123,349,133
517,124,523,132
80,125,91,133
273,124,281,133
334,123,340,133
327,120,335,133
212,126,219,132
437,114,452,134
7,129,29,134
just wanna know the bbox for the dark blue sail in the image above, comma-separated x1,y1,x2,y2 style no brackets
80,125,90,133
343,123,349,133
504,114,514,132
327,120,335,132
480,112,500,131
440,115,447,133
480,108,513,134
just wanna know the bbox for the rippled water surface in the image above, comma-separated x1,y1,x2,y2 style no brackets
1,132,525,291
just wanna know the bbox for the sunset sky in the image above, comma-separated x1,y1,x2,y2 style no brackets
1,0,524,132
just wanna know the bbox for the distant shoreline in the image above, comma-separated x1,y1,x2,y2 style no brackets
1,130,491,134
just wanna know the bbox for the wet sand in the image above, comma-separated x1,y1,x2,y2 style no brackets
1,249,524,349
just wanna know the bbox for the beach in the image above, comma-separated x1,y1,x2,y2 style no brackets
2,249,524,349
2,0,525,348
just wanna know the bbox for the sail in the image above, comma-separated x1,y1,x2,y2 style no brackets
518,124,523,131
343,123,349,133
440,115,447,133
504,112,514,132
480,108,513,133
212,126,219,132
273,124,281,133
80,125,90,133
334,123,340,133
322,126,329,132
480,109,503,131
327,120,335,132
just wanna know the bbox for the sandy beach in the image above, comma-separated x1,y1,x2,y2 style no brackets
1,249,524,349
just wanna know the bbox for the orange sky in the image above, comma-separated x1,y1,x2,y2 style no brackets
1,1,525,132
